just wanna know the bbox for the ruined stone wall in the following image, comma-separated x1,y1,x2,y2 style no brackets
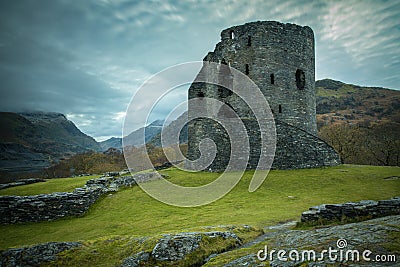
301,197,400,223
0,172,161,224
0,188,104,224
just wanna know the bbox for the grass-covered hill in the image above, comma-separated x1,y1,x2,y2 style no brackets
315,79,400,166
316,79,400,128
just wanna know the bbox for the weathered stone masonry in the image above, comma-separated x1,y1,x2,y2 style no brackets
301,197,400,223
0,172,161,224
187,21,341,171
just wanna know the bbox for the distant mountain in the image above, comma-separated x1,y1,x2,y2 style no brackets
99,120,165,151
316,79,400,128
0,112,101,174
147,112,188,147
99,137,122,151
101,114,188,150
123,119,164,147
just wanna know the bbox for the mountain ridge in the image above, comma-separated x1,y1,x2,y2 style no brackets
0,112,101,175
315,79,400,127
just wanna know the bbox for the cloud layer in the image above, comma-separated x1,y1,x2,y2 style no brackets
0,0,399,140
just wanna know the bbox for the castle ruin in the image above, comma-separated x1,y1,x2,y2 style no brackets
187,21,341,171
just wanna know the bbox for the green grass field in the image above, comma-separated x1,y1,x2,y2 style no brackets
0,175,100,196
1,165,399,251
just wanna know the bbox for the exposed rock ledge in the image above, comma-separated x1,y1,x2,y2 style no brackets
204,215,400,267
0,242,81,267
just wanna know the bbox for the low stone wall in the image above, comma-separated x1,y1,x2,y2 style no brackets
0,178,46,190
0,188,104,224
0,242,81,267
0,172,162,224
301,196,400,222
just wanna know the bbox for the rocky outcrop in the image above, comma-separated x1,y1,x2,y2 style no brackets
0,172,162,224
0,242,81,267
301,196,400,223
120,251,150,267
203,215,400,267
152,232,241,261
120,231,242,266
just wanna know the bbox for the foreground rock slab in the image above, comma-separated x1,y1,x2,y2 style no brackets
0,242,81,267
205,215,400,267
121,231,242,266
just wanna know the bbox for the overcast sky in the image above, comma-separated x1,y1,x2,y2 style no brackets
0,0,399,141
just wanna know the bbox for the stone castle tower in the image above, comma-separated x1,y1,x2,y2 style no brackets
187,21,340,170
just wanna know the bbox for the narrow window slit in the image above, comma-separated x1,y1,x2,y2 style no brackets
229,30,235,39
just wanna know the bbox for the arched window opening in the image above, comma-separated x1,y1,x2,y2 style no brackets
279,104,282,113
229,30,235,40
245,64,249,75
247,35,251,46
221,58,227,65
270,73,275,84
296,69,305,90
